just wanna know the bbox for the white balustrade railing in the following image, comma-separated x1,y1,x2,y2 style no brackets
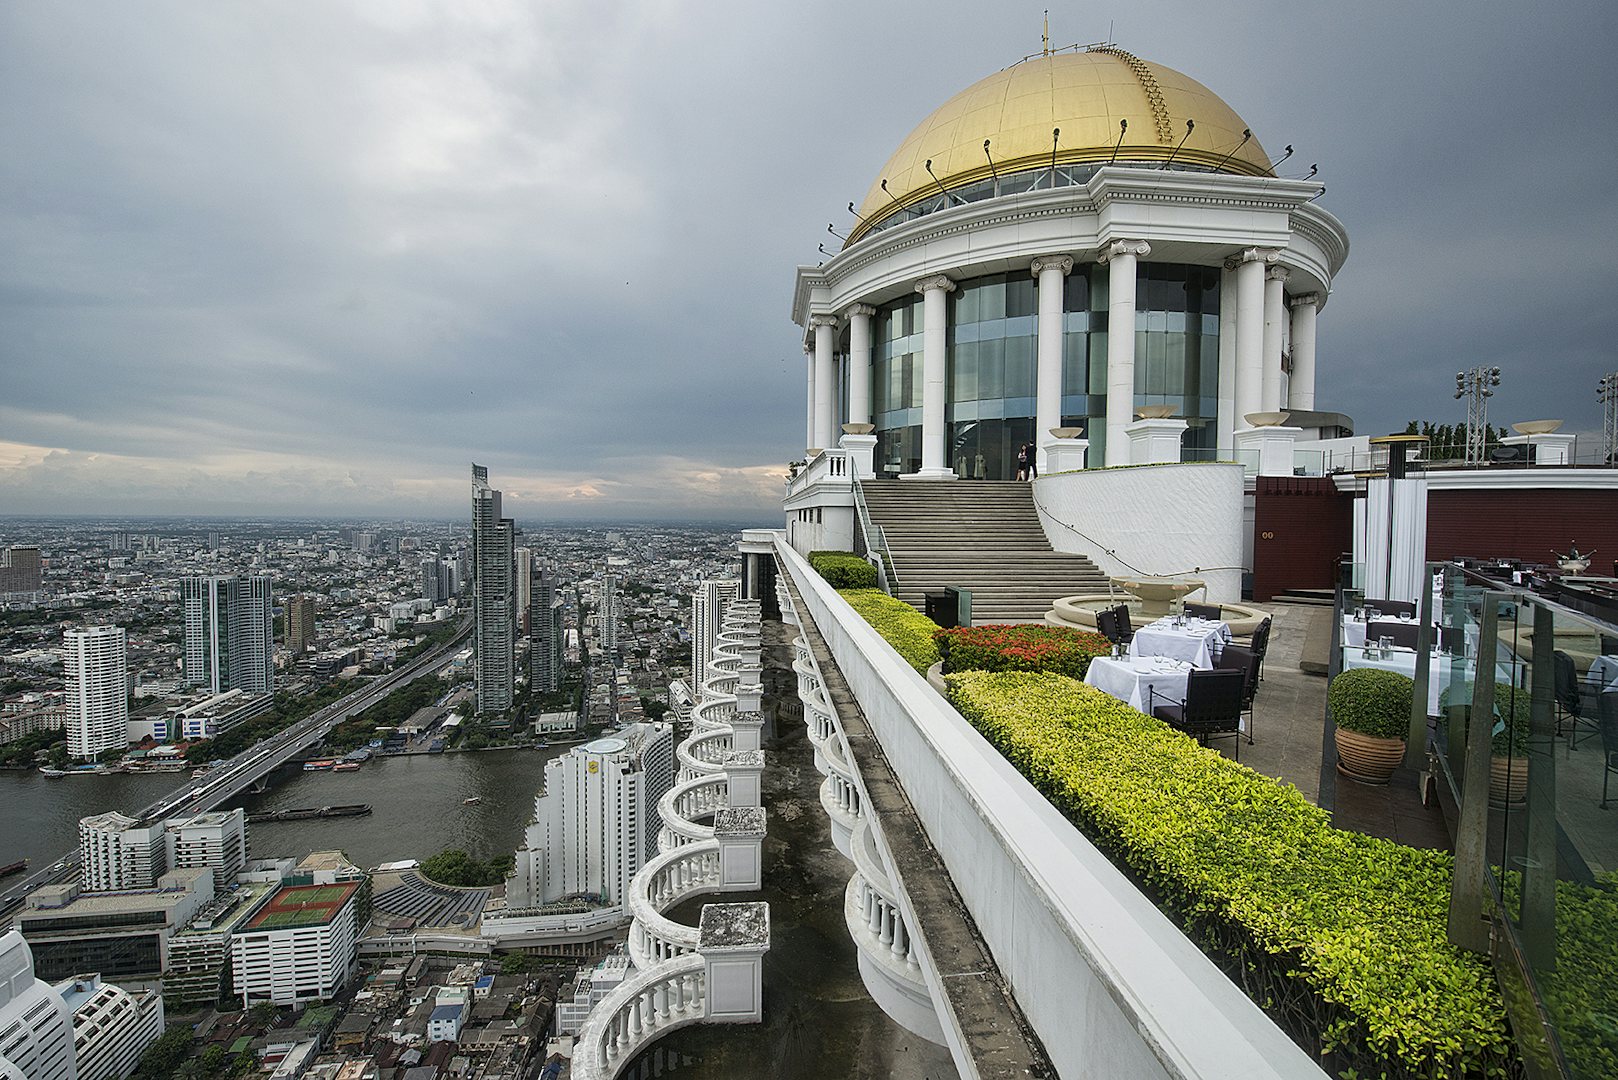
573,953,708,1080
822,767,863,824
657,774,728,852
627,841,720,969
691,697,735,731
677,735,729,782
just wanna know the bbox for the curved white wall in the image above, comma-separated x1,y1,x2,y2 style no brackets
1032,462,1246,602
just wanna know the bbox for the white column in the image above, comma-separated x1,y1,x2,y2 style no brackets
908,274,956,479
1262,266,1289,412
1216,266,1237,453
1231,247,1277,428
1288,292,1319,412
1099,239,1150,466
846,303,875,427
803,346,816,450
1031,254,1074,474
812,314,839,451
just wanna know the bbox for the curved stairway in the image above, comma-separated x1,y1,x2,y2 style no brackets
860,480,1109,623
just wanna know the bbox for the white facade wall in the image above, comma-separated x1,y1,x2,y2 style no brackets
181,576,274,695
165,809,247,891
66,979,163,1080
689,580,740,688
231,897,358,1006
1032,463,1247,603
0,932,76,1080
63,627,127,760
78,814,165,894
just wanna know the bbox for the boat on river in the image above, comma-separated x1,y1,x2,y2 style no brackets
38,768,66,778
463,796,482,805
303,759,337,771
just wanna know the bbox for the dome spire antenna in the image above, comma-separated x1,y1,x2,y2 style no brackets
1042,10,1050,56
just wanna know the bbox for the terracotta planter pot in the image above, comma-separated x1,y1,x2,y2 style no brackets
1491,755,1529,806
1334,728,1406,785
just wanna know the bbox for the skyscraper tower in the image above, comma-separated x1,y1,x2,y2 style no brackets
181,576,274,694
600,572,619,660
690,578,741,688
285,594,316,656
514,547,533,634
63,624,129,759
532,570,562,694
472,463,515,714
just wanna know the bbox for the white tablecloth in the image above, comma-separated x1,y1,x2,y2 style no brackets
1084,655,1193,713
1589,655,1618,691
1343,647,1451,715
1342,613,1420,649
1130,618,1231,668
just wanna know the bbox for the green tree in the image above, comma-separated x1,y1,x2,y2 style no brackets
131,1026,194,1080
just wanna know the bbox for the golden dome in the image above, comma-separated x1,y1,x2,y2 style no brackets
851,47,1273,243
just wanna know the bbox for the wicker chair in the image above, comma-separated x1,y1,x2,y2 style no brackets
1149,669,1246,759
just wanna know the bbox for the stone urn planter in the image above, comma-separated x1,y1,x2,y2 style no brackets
1328,668,1414,786
1335,728,1406,785
1490,754,1529,807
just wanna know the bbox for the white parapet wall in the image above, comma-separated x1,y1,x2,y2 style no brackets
1032,463,1246,603
775,536,1323,1080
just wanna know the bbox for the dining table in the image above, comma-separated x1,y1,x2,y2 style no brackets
1084,654,1195,714
1129,616,1231,668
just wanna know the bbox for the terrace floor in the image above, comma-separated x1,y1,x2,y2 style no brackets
1217,602,1451,851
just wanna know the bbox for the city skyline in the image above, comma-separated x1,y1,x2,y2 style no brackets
3,2,1615,519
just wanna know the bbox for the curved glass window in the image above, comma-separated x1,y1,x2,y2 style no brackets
866,262,1220,477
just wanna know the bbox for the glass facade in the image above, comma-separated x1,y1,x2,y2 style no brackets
868,263,1221,478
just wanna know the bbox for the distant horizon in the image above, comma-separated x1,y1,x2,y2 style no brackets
0,512,777,529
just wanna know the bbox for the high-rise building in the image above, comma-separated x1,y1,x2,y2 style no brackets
62,625,128,760
78,812,166,893
514,547,533,634
230,881,360,1007
506,722,674,909
181,575,274,695
285,594,316,656
0,931,76,1080
56,974,164,1080
600,572,620,659
690,579,741,688
0,546,43,600
471,464,515,714
532,572,562,694
164,809,248,891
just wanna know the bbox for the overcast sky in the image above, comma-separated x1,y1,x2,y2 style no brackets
3,1,1615,523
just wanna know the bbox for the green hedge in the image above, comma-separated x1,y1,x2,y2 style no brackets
946,669,1514,1079
1328,668,1413,739
809,551,878,589
935,624,1111,680
839,588,940,673
1439,681,1532,757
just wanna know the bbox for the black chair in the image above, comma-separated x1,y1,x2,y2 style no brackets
1249,617,1273,681
1112,604,1135,645
1601,692,1618,809
1184,602,1222,622
1150,669,1246,758
1215,643,1259,743
1601,634,1618,657
1364,598,1417,618
1095,607,1123,647
1367,620,1420,651
1555,650,1596,748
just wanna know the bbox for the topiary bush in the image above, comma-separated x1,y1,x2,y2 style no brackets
934,623,1111,680
839,588,941,673
1328,668,1413,739
946,669,1516,1079
808,550,878,589
1439,680,1532,757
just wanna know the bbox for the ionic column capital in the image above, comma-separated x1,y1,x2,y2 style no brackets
1030,254,1074,277
1289,292,1322,309
846,302,877,319
1265,265,1290,284
810,313,841,330
1097,239,1150,264
1225,246,1282,271
914,274,956,295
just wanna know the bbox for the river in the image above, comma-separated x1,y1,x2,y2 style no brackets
0,746,559,877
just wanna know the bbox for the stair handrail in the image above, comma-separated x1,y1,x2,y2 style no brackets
1028,486,1250,580
848,460,899,595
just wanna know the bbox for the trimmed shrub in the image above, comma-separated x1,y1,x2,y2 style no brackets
808,551,878,589
839,588,941,673
1328,668,1413,739
935,623,1111,680
1439,681,1532,757
947,669,1514,1079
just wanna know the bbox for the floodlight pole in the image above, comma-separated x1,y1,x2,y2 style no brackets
1598,371,1618,465
1453,366,1502,466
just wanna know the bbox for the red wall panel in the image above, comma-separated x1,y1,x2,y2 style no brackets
1252,477,1355,601
1425,489,1618,572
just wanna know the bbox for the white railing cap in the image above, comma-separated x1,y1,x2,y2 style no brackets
721,749,764,769
713,806,766,838
698,902,770,951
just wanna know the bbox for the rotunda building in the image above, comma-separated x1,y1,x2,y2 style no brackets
791,45,1350,478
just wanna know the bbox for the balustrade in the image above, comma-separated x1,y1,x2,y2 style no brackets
628,842,721,969
574,954,708,1080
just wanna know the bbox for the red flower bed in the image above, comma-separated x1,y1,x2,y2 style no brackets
933,624,1111,679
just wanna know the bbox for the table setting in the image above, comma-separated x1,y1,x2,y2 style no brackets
1084,653,1196,712
1129,614,1231,668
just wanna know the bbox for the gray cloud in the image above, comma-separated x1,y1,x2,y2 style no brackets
2,1,1615,519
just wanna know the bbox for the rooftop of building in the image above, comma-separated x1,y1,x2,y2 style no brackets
243,881,359,932
21,868,211,920
172,879,277,938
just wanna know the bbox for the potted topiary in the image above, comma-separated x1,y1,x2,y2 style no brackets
1440,682,1532,805
1330,668,1413,784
